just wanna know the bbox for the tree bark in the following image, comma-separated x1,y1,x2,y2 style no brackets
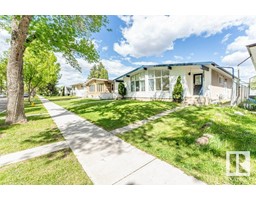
5,15,32,124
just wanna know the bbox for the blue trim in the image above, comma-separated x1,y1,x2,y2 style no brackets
113,61,237,80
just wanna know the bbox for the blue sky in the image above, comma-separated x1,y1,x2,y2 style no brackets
1,15,256,86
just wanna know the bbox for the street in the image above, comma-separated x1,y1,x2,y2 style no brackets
0,98,7,112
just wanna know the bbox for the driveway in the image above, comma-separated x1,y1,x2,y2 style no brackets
0,98,7,112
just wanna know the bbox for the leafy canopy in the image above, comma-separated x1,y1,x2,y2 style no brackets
23,41,61,97
0,52,8,92
88,62,109,79
0,15,108,71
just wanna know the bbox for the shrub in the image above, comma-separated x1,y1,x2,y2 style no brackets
118,82,126,99
172,76,183,102
238,99,256,111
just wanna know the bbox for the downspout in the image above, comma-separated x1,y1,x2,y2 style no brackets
236,56,251,105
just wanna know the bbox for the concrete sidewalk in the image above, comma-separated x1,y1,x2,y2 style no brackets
39,96,205,185
0,141,68,167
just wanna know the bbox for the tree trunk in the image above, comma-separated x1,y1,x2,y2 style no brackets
5,15,32,124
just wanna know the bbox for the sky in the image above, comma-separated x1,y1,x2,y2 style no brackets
1,15,256,86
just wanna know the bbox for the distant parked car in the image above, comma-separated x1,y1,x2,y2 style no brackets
24,93,29,98
0,94,6,98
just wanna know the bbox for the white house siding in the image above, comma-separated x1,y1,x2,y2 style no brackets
123,66,200,100
115,62,251,105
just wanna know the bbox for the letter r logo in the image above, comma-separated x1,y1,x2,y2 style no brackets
226,151,250,176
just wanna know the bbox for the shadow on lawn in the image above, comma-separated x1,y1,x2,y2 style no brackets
22,127,63,145
120,106,256,184
67,100,178,131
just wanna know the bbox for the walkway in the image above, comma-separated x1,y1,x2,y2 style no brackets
0,141,68,167
39,96,205,185
110,107,183,135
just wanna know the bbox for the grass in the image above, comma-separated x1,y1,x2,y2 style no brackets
0,149,92,185
0,97,64,155
119,105,256,185
47,96,178,131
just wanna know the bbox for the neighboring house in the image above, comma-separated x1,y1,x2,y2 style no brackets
114,62,248,105
71,82,86,97
58,86,72,96
85,78,116,99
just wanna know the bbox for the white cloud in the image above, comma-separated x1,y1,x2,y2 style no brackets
221,23,256,81
102,46,108,51
163,60,176,64
132,61,158,66
174,55,184,61
56,53,93,86
0,30,10,55
221,33,232,44
101,59,135,78
118,15,132,25
114,15,255,58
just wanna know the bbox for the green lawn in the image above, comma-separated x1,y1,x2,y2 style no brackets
0,97,64,155
0,149,92,185
47,96,178,131
119,106,256,185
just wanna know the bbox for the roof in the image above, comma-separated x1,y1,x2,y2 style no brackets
71,82,85,86
247,43,256,70
85,78,113,86
114,61,236,80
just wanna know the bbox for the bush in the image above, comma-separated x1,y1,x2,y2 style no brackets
238,99,256,111
118,82,126,99
172,76,183,102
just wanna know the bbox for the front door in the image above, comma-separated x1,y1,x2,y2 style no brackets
193,73,203,95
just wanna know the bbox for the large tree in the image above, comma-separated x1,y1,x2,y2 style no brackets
0,15,107,124
88,62,109,79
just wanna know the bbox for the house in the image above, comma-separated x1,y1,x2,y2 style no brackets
114,62,248,105
85,78,116,99
58,86,72,96
71,82,86,97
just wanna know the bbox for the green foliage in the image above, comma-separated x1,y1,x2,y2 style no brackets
23,41,61,98
118,82,126,98
239,99,256,111
172,76,183,102
88,62,109,79
0,52,8,93
1,15,108,71
250,76,256,90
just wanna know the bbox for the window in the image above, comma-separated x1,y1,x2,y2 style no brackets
97,83,104,92
219,76,224,86
89,85,95,92
162,70,169,77
162,77,169,91
149,69,170,91
148,79,154,91
148,70,155,78
136,80,140,91
156,78,161,90
131,81,135,92
131,72,145,92
140,80,145,91
155,70,161,77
